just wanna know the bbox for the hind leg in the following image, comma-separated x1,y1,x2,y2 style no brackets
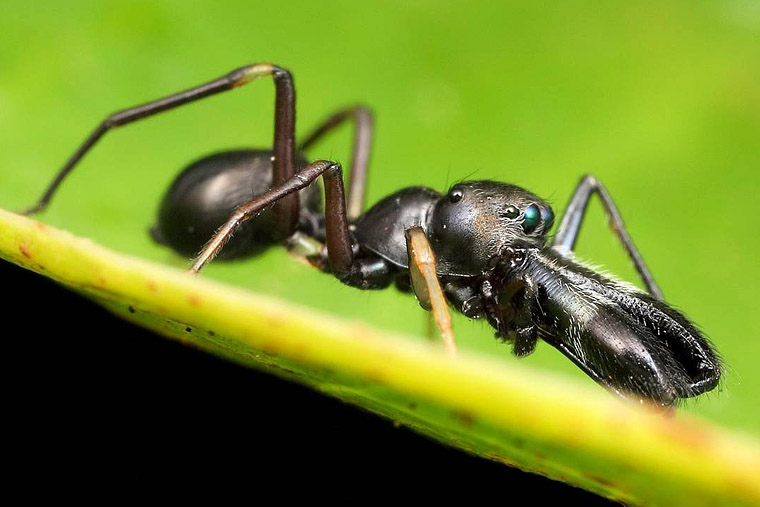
23,63,301,238
300,106,374,218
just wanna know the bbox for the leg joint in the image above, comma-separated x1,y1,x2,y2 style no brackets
579,173,599,187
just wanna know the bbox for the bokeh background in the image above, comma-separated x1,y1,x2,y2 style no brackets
1,0,758,443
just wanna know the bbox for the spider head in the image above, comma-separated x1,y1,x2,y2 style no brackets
426,181,554,276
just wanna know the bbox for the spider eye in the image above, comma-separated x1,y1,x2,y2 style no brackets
449,189,464,203
522,204,540,233
542,207,554,231
500,205,520,219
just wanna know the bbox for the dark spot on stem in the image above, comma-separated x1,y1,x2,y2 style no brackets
452,410,475,427
18,244,31,259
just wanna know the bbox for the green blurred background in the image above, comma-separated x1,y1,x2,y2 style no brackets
1,1,758,433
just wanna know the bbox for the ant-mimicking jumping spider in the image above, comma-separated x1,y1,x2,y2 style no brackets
22,63,722,407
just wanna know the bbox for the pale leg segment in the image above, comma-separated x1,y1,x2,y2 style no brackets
405,226,457,356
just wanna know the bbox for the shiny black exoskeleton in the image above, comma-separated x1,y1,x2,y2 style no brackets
354,181,721,406
24,62,721,407
154,156,721,406
151,150,322,260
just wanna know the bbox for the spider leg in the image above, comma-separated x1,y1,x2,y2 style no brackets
405,226,457,356
552,176,721,400
511,277,539,357
190,159,351,274
23,63,300,236
425,312,436,341
300,106,373,219
551,174,663,299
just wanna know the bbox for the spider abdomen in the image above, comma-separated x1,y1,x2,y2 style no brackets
152,149,321,259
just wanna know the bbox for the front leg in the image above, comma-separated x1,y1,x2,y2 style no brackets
552,174,663,300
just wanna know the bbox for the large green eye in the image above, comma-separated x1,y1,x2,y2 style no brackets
542,207,554,231
522,204,540,233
